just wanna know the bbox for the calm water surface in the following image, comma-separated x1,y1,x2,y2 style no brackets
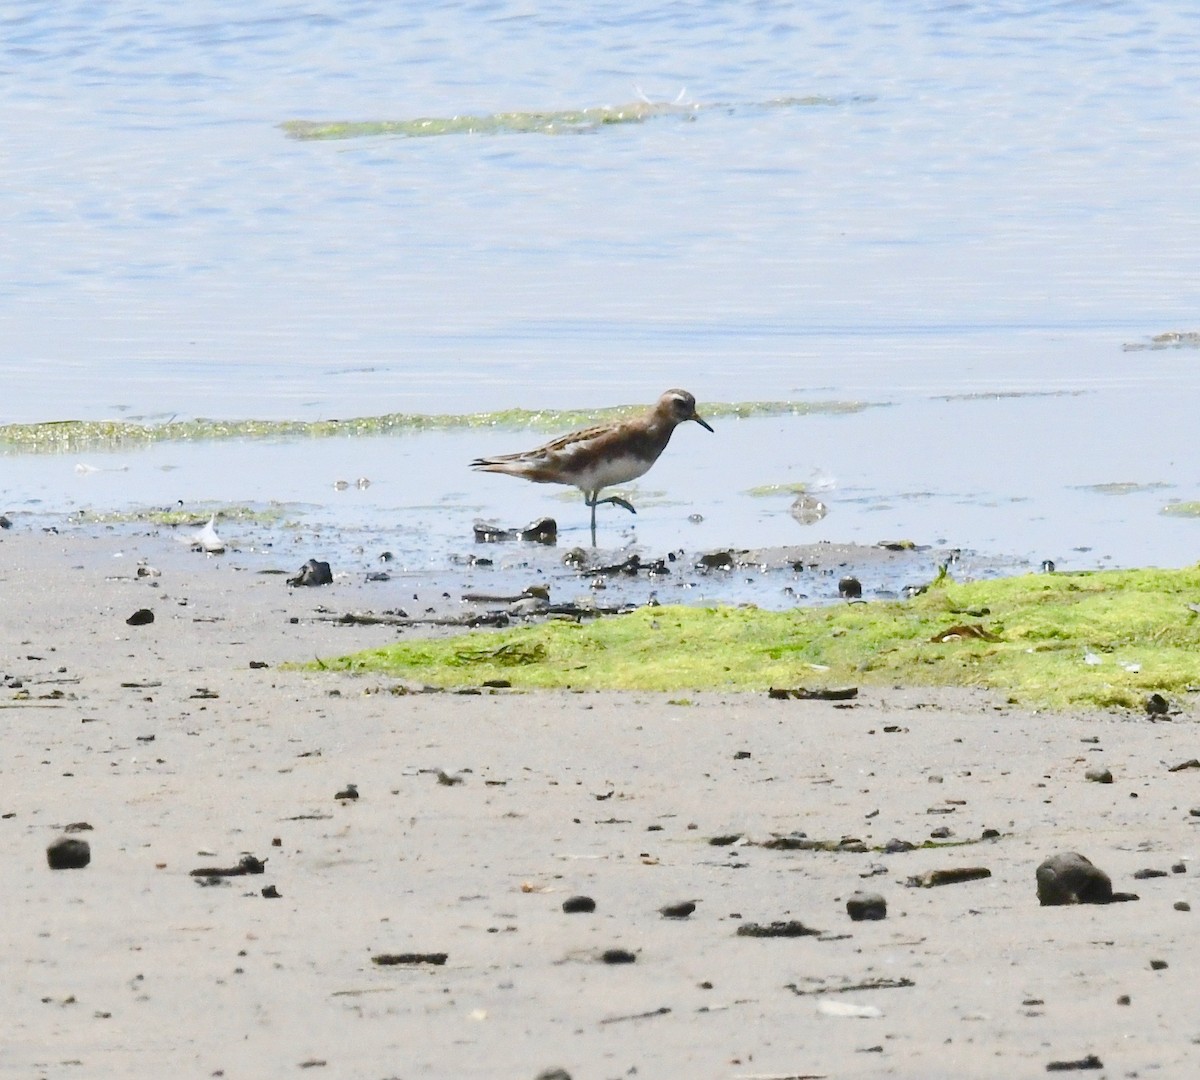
4,2,1200,581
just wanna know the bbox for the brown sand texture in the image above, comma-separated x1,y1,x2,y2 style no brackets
2,532,1199,1079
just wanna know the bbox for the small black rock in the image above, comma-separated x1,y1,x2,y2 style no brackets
1146,692,1170,716
288,559,333,587
838,575,862,599
520,517,557,544
600,948,637,964
846,891,887,921
562,895,596,914
126,608,155,626
659,901,696,919
47,837,91,870
1036,852,1113,906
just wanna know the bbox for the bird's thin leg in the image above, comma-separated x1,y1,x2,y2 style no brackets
586,492,598,547
585,490,637,546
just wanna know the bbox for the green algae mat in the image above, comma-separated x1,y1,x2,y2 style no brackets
0,400,876,453
280,96,841,141
318,566,1200,710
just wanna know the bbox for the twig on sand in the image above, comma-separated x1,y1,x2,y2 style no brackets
785,976,915,996
599,1005,671,1025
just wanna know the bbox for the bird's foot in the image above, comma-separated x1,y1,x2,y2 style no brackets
594,495,636,515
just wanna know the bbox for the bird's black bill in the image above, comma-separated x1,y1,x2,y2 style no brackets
693,415,714,432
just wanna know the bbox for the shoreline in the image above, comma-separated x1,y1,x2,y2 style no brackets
2,529,1199,1075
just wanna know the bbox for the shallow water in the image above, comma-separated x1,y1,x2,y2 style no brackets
4,2,1200,586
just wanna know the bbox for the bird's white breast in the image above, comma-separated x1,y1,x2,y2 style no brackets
565,451,653,492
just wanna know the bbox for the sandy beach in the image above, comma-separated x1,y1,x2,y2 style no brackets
3,527,1200,1079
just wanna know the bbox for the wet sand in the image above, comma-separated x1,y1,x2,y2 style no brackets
3,528,1200,1078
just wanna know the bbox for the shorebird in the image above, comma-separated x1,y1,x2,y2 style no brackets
471,388,714,543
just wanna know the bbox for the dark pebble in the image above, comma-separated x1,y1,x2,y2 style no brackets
846,891,887,921
288,559,333,587
534,1070,572,1080
1146,692,1170,716
1174,901,1190,912
1117,994,1131,1005
659,901,696,919
125,608,155,626
600,948,637,964
335,784,359,801
520,517,557,544
562,895,596,914
1084,765,1112,784
883,838,917,853
46,837,91,870
838,575,863,598
1132,868,1167,880
261,885,281,899
1150,959,1168,970
1036,852,1112,906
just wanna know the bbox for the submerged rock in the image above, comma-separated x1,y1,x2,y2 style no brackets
473,517,557,544
838,575,862,598
288,559,333,587
790,493,828,525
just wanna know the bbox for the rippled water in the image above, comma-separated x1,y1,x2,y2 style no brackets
4,2,1200,581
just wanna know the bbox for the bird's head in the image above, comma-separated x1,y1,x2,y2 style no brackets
661,389,714,432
